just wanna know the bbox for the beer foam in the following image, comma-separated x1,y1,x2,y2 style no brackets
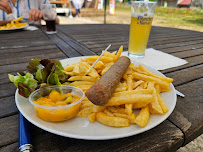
131,13,154,18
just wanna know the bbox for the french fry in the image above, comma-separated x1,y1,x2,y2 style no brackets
140,83,144,88
135,106,150,127
104,109,114,117
14,16,23,22
129,113,136,124
132,65,139,70
125,104,133,115
113,113,136,124
112,89,154,97
80,102,94,110
92,105,106,112
103,51,116,58
114,83,127,92
68,76,98,82
117,82,127,88
139,65,173,83
127,76,133,90
106,94,155,106
80,62,100,79
88,113,96,123
133,80,144,89
84,56,114,64
81,100,92,104
133,102,150,109
79,63,87,76
132,72,170,92
69,81,95,86
114,46,123,62
100,62,114,75
113,113,129,119
94,61,104,71
63,71,75,76
125,68,133,75
107,107,126,114
77,85,92,91
135,86,143,90
112,51,117,55
64,66,74,72
143,82,148,89
77,107,93,117
147,82,155,90
104,62,114,67
155,85,168,113
73,64,80,75
125,76,133,115
122,74,128,80
148,88,163,114
96,112,130,127
133,68,149,75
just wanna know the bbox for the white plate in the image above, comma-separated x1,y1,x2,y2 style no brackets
15,56,177,140
0,24,28,31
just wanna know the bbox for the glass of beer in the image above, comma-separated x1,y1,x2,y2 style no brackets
41,4,57,34
128,1,157,58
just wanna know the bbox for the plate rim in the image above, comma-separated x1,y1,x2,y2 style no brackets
15,56,177,140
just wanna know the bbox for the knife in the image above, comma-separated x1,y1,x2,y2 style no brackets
175,89,185,98
18,113,33,152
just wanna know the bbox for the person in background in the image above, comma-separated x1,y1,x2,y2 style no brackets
0,0,59,24
72,0,84,17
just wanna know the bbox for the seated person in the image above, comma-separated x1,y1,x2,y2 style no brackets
0,0,59,24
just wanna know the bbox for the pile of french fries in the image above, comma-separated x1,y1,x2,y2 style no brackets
0,16,27,29
63,46,173,128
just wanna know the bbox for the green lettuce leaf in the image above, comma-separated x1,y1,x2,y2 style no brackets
36,68,48,83
8,73,38,98
9,58,69,98
27,58,41,73
48,73,61,85
18,82,32,98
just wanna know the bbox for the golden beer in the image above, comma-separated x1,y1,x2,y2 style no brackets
128,16,153,57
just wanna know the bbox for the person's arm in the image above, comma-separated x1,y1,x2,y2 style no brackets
0,0,12,14
28,9,43,21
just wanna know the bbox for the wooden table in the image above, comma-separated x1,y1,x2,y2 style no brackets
0,25,202,152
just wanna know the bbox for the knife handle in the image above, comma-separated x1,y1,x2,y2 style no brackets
18,113,33,152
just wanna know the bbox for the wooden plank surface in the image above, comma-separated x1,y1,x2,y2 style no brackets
0,25,202,152
30,121,183,152
168,79,203,145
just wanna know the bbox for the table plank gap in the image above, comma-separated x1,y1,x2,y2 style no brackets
56,30,96,56
162,55,203,74
47,34,82,57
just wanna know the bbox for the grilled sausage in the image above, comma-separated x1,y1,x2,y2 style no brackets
85,56,131,106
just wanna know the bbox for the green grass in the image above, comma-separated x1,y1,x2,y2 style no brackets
88,4,203,32
155,7,203,26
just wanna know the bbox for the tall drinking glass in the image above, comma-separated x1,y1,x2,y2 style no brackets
41,4,57,34
128,1,157,58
